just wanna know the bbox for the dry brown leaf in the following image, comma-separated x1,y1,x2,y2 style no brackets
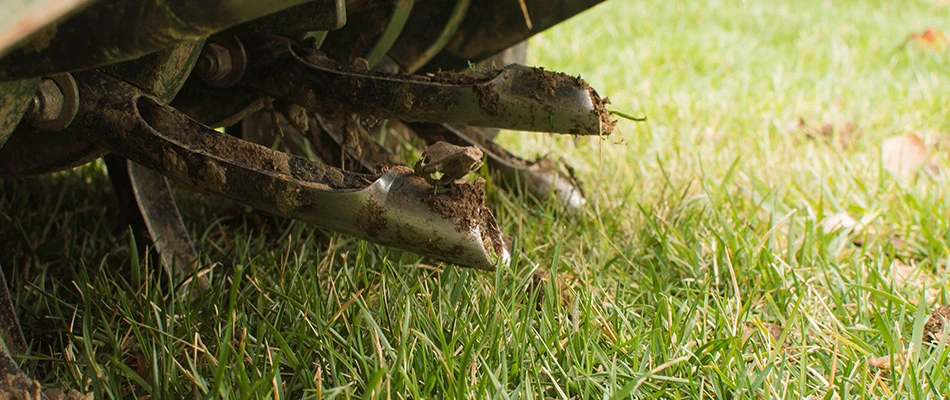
787,118,859,148
820,212,858,234
903,27,948,50
890,258,916,285
868,354,893,369
881,133,936,180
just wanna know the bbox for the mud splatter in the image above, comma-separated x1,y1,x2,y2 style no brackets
473,84,500,116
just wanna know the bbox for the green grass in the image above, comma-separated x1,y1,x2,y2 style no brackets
2,0,950,398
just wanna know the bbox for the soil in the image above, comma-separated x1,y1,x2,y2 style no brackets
526,66,617,135
575,76,616,134
473,83,501,116
422,177,505,256
138,96,373,191
414,141,484,184
924,305,950,344
530,67,558,96
423,179,487,233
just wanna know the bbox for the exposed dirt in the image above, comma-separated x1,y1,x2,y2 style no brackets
924,305,950,344
422,177,507,260
423,179,487,233
530,67,558,96
577,77,616,134
414,141,484,184
525,67,616,135
473,83,501,116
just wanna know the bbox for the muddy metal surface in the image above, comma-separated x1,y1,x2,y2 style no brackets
239,36,614,135
53,71,508,269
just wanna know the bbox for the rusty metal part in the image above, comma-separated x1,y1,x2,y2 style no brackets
103,34,208,294
0,0,316,81
223,0,347,36
0,78,38,149
23,73,79,132
102,41,206,103
105,156,208,291
64,71,509,270
387,0,471,73
410,122,586,210
240,37,612,135
0,0,94,57
423,0,606,72
195,37,248,89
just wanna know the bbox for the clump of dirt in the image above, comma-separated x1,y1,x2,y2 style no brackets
422,178,506,258
414,141,484,184
473,84,501,116
924,305,950,344
574,76,616,134
523,67,616,135
787,117,858,148
429,70,490,85
530,67,559,96
423,179,487,232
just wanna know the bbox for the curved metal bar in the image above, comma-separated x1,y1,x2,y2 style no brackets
363,0,414,68
241,37,611,135
69,71,509,270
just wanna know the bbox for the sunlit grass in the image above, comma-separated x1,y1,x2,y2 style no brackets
2,0,949,398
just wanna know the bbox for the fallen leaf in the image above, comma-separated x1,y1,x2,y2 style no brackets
788,118,859,147
868,354,893,369
889,258,916,285
868,347,910,369
820,212,858,234
903,27,948,50
881,133,936,180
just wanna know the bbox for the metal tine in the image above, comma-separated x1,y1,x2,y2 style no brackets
70,71,509,270
104,155,209,293
238,36,613,135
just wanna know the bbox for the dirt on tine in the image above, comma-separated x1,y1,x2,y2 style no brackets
424,180,487,233
473,84,501,116
577,77,615,134
530,67,558,96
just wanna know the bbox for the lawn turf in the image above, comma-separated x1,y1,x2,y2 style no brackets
2,0,949,398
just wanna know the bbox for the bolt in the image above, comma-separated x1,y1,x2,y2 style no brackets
26,78,65,125
196,43,233,84
24,74,79,132
195,37,246,88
